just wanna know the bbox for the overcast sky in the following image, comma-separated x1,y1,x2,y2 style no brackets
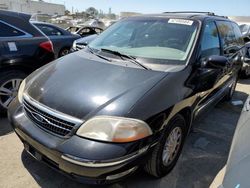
48,0,250,16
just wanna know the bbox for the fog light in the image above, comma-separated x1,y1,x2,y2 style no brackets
106,167,138,180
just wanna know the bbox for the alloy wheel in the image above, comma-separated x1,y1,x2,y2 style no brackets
0,79,23,108
60,49,69,57
162,127,182,166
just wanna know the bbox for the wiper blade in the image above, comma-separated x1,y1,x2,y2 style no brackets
87,46,111,62
101,48,150,70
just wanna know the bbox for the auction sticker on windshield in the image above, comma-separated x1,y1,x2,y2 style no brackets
168,19,194,26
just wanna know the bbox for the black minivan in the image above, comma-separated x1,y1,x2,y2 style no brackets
8,12,246,184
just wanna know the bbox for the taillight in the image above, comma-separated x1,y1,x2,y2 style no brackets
39,41,54,53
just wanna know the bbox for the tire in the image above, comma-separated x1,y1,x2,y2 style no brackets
58,47,70,57
144,114,187,178
224,75,238,101
0,70,27,115
240,67,250,79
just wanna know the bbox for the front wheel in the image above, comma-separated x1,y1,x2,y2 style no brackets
144,114,187,178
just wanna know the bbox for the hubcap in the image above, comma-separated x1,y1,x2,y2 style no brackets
162,127,182,166
61,49,69,56
0,79,23,108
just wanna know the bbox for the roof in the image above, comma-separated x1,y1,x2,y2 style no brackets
128,12,230,22
0,10,31,21
0,10,44,37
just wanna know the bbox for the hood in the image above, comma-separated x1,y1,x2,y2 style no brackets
26,51,167,119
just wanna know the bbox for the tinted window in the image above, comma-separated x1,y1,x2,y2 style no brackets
78,28,95,36
201,22,220,57
94,28,103,34
216,21,239,56
0,22,25,37
36,24,63,36
231,23,244,45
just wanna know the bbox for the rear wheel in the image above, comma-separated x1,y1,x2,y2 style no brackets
0,70,26,115
58,47,70,57
144,114,187,177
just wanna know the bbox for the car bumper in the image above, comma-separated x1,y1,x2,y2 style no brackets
8,98,157,184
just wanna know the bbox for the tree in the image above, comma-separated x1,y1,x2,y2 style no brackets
86,7,98,18
65,10,70,15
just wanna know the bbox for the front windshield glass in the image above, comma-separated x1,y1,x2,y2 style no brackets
89,18,199,62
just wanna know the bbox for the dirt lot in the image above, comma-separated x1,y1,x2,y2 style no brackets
0,79,249,188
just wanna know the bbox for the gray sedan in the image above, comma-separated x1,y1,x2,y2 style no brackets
33,22,80,58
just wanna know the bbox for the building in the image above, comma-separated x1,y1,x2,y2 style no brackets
0,0,65,16
120,12,141,18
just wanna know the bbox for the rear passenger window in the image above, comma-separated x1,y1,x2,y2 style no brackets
216,21,239,56
201,22,220,58
36,25,63,36
0,22,25,37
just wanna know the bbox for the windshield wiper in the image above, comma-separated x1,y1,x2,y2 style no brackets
101,48,150,70
87,46,111,62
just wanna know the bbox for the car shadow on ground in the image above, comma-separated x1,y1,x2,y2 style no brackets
238,78,250,85
0,116,13,136
20,90,248,188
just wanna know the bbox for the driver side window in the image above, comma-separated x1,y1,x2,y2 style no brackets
201,22,221,58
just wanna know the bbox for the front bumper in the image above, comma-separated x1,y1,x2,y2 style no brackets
8,98,157,184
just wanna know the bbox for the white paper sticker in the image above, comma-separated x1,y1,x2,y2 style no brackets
168,19,194,26
8,42,17,51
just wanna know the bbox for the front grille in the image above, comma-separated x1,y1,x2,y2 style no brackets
23,96,82,137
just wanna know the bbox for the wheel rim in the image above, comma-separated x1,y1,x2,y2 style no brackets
61,49,69,56
0,79,23,108
162,127,182,166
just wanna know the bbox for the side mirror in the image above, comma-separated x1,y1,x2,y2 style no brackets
202,55,228,69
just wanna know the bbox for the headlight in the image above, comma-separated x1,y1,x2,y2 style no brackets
18,79,26,103
76,116,152,143
72,40,77,49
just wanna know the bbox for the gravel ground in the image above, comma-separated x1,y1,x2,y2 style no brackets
0,79,249,188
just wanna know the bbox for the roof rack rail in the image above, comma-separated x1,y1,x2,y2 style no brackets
163,11,215,16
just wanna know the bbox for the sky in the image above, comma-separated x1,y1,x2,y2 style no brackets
48,0,250,16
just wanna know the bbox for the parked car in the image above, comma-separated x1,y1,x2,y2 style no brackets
9,12,245,184
239,25,250,78
72,34,98,51
75,26,103,38
240,24,250,36
83,19,106,30
65,26,81,33
211,96,250,188
32,22,80,58
0,10,54,114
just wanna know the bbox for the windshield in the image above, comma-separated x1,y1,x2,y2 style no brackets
89,18,199,62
